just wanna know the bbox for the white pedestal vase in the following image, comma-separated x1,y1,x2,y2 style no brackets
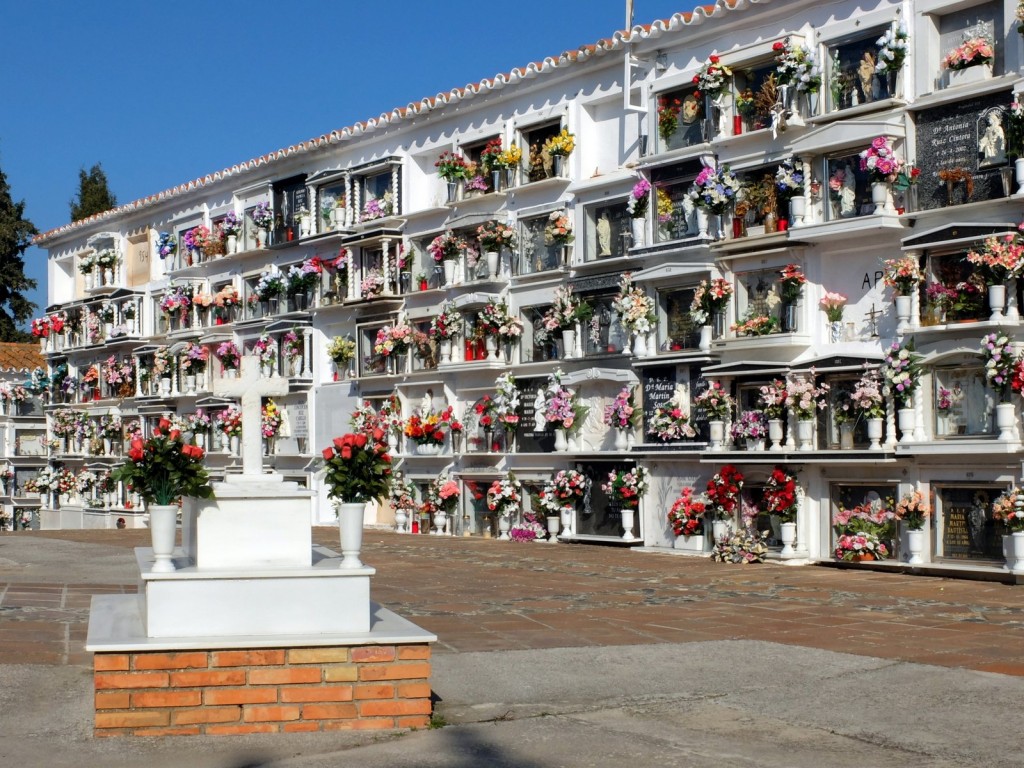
229,435,240,456
433,510,447,536
614,429,629,451
1016,158,1024,195
699,325,712,352
561,329,576,360
440,339,453,364
442,260,456,286
497,515,512,540
387,432,399,454
711,519,729,543
632,332,648,358
789,195,806,227
866,417,883,451
708,420,725,451
485,336,499,361
620,507,636,541
485,251,499,280
546,515,561,542
257,227,268,248
905,528,925,565
226,235,237,255
184,375,196,394
554,428,568,452
779,521,797,557
394,508,408,534
336,502,366,569
871,182,892,214
995,402,1016,442
897,408,916,443
988,283,1006,322
1004,532,1024,573
560,506,573,538
695,207,710,238
194,433,205,451
768,419,784,452
147,504,179,574
795,418,815,451
630,218,646,248
894,295,912,333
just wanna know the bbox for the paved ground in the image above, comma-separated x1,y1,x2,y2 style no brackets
2,529,1023,766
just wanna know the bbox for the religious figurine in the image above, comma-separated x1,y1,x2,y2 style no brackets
857,51,877,103
979,111,1006,166
947,380,965,434
680,94,704,146
597,211,612,257
419,389,434,416
278,407,292,439
533,389,547,433
839,164,857,218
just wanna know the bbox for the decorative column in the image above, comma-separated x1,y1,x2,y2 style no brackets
307,184,318,236
382,239,394,296
907,249,922,331
353,179,363,226
348,250,358,301
883,390,897,450
133,354,144,398
914,386,927,443
795,485,808,557
390,164,400,216
171,356,181,397
784,408,797,451
344,175,354,228
302,328,314,378
798,155,813,226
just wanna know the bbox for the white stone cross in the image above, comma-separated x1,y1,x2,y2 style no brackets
212,355,289,479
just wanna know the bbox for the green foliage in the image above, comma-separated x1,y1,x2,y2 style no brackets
320,432,393,504
69,163,117,222
0,167,37,341
111,418,214,505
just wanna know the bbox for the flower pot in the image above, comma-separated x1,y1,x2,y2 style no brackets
416,442,441,456
1003,531,1024,573
147,503,179,573
897,407,916,444
894,295,912,334
995,401,1016,442
745,438,765,452
871,181,891,215
226,234,237,255
989,283,1006,322
485,250,499,280
546,514,561,542
829,321,843,344
695,207,710,238
561,329,576,360
336,501,367,569
699,325,712,352
796,418,815,451
1015,158,1024,196
621,507,636,541
768,418,785,452
674,532,708,553
184,374,196,394
712,519,729,543
632,332,649,358
560,506,573,537
614,429,628,451
552,155,564,178
779,521,797,557
947,61,992,88
394,508,408,533
839,422,855,450
229,435,240,456
630,218,646,249
485,335,499,361
446,181,459,204
708,420,725,451
789,195,806,227
432,509,448,535
554,428,568,452
905,527,926,565
439,339,453,364
781,303,798,333
442,259,456,286
257,227,268,248
497,514,512,540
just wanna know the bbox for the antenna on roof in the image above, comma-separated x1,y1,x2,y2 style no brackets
626,0,634,28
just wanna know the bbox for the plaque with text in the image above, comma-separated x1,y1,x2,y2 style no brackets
939,486,1003,560
641,366,677,439
516,377,554,453
575,461,630,537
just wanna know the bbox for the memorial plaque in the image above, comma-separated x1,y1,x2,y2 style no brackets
575,461,630,537
915,91,1011,210
516,377,554,453
641,366,677,438
939,487,1003,560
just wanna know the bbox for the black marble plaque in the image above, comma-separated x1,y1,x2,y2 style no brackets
516,376,554,453
641,366,677,438
939,487,1003,560
915,91,1012,210
575,461,630,537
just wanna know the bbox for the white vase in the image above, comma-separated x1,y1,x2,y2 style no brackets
839,422,855,450
711,519,729,542
894,295,912,333
497,515,512,540
485,251,499,280
546,515,561,542
829,321,843,344
789,195,806,227
708,420,725,451
614,429,628,451
84,271,94,290
226,234,237,255
416,443,441,456
485,336,499,361
947,61,992,88
989,283,1006,322
184,374,196,394
147,503,179,573
440,339,453,364
257,227,268,248
905,527,925,565
433,509,448,535
561,329,576,360
336,501,366,569
871,182,891,214
299,214,312,238
744,438,765,452
995,401,1016,442
695,207,710,238
779,521,797,557
195,433,205,450
159,377,171,397
632,332,648,358
554,428,568,452
630,218,646,248
229,435,240,456
1016,158,1024,196
1004,531,1024,573
699,325,712,352
768,418,784,451
443,259,456,286
796,418,815,451
560,506,573,538
620,507,636,541
394,508,408,534
897,407,916,444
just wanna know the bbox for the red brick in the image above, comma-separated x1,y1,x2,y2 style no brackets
133,690,202,708
170,670,245,688
323,718,394,731
211,650,285,667
133,652,208,671
133,726,202,737
205,688,278,706
354,684,395,700
172,706,242,725
301,703,358,720
351,646,396,663
397,645,431,661
249,668,320,685
243,705,301,723
358,663,431,682
280,686,353,703
359,699,432,717
94,654,130,671
283,721,320,733
96,711,170,729
398,682,432,699
206,723,277,735
398,715,431,729
95,691,130,709
288,647,349,664
95,672,168,690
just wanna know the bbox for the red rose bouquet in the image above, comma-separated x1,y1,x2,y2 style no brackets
762,465,799,523
667,487,706,536
706,464,743,521
112,417,214,505
321,429,392,504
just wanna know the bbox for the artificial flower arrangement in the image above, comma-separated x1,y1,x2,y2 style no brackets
182,225,212,256
320,427,392,506
859,136,903,183
611,273,655,336
510,510,547,542
253,270,285,301
730,314,780,337
762,465,799,523
730,410,768,442
711,528,769,564
774,159,804,199
657,95,684,144
492,372,521,433
463,165,489,194
99,414,123,440
362,193,393,222
251,333,277,365
543,210,574,246
435,150,469,181
377,395,405,439
875,23,909,75
601,466,649,510
389,472,416,516
628,179,650,219
543,375,579,431
882,255,923,297
479,138,504,174
476,220,517,252
656,187,674,224
543,128,576,157
374,320,415,359
833,530,890,561
689,165,741,214
31,317,50,338
477,302,523,342
95,249,119,268
758,379,788,420
942,34,994,71
181,342,209,375
252,201,273,229
773,38,820,91
895,490,930,530
261,399,283,438
694,380,734,421
778,263,806,304
327,337,356,365
286,259,322,294
833,500,895,561
965,234,1024,285
706,464,743,521
432,474,460,514
883,339,921,408
430,300,463,341
497,143,523,170
403,407,458,446
850,369,886,419
603,385,640,431
186,410,210,436
487,472,523,519
215,340,241,371
281,330,302,361
156,232,176,259
647,389,696,442
220,211,241,238
111,417,214,506
993,487,1024,532
692,55,732,100
981,331,1017,401
350,399,383,436
428,230,471,263
819,291,848,322
689,278,733,325
785,371,829,420
538,469,589,515
735,88,756,120
667,486,706,537
544,285,592,332
75,469,97,496
360,268,386,298
159,286,191,316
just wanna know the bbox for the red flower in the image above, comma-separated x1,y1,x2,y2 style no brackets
322,447,334,460
354,433,368,448
773,41,785,51
169,430,181,441
158,418,171,431
341,446,352,460
709,54,719,63
128,447,143,461
333,436,347,450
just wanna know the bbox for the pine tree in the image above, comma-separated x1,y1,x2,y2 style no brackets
0,167,38,342
69,163,117,222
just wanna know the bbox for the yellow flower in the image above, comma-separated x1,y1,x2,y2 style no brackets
544,128,576,156
499,143,522,166
656,188,674,222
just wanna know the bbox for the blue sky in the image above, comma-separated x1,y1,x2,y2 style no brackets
1,0,687,319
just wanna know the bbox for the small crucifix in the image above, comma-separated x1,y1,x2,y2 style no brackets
864,303,882,338
212,355,289,479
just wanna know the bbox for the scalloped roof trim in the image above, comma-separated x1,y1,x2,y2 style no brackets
36,0,757,245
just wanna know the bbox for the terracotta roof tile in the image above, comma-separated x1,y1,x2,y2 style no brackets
0,343,45,373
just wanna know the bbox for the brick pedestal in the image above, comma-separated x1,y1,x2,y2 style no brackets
94,643,431,736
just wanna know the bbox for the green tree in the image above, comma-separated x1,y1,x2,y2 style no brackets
0,167,37,341
69,163,117,222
